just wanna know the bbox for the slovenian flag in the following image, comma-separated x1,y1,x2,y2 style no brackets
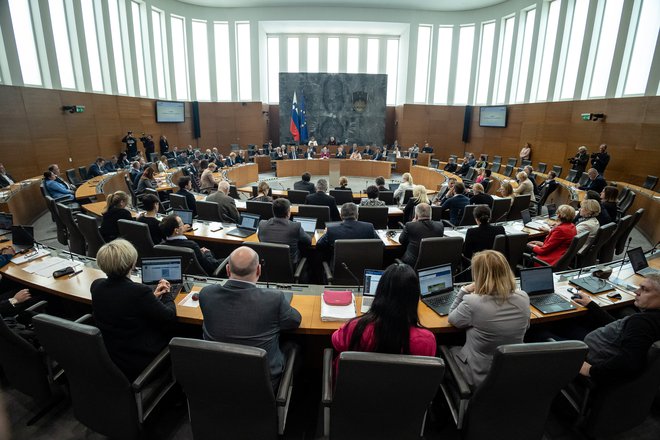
300,91,308,143
290,91,300,142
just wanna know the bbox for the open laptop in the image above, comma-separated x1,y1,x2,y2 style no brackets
360,269,384,313
173,209,194,226
0,212,12,235
226,213,260,238
11,226,35,252
628,247,660,277
418,264,457,316
141,257,184,295
520,266,576,314
521,209,548,231
388,183,400,192
293,216,317,236
546,204,557,219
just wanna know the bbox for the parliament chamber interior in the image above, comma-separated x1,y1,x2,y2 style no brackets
1,0,660,439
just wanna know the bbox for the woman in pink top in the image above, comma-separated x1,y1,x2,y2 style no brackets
331,264,436,368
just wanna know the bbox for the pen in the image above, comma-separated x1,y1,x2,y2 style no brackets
69,269,84,278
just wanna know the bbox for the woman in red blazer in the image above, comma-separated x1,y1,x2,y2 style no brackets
527,205,577,267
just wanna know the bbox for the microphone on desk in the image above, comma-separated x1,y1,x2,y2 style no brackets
341,262,362,293
261,258,270,289
616,237,633,277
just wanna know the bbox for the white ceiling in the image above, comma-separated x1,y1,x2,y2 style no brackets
177,0,507,12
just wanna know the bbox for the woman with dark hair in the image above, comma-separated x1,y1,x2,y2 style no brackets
600,186,619,221
137,194,164,244
136,167,156,194
462,206,505,258
251,181,273,202
99,191,133,242
359,185,385,206
118,152,130,168
332,264,436,365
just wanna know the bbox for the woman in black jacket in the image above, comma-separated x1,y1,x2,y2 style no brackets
463,205,505,259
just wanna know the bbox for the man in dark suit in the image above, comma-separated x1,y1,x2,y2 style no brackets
177,176,198,217
287,146,299,160
444,158,458,173
294,172,316,194
128,161,141,185
538,171,559,198
104,156,119,173
316,202,379,251
590,143,610,175
335,146,346,159
199,246,301,388
440,182,470,225
422,142,434,153
176,151,190,166
305,179,341,221
88,157,107,178
579,168,607,194
258,198,311,265
206,181,240,223
375,176,388,192
398,203,444,266
363,145,374,156
372,148,384,161
160,214,220,275
0,163,15,188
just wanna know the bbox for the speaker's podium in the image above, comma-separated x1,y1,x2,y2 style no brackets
417,153,433,167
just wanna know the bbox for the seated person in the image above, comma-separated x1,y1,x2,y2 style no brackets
403,185,430,223
305,179,341,221
206,181,240,223
199,162,218,193
293,172,316,193
448,250,530,389
349,150,362,160
251,181,273,202
334,176,352,192
522,165,538,195
398,203,444,266
572,274,660,383
316,203,378,251
177,176,198,217
527,205,577,266
335,146,346,159
320,146,330,159
375,176,388,192
538,171,559,198
332,264,436,370
199,246,301,389
513,172,535,214
372,147,384,161
469,183,493,208
433,178,456,205
440,182,470,225
476,155,488,169
0,163,16,187
579,168,607,194
137,194,164,244
157,155,169,173
160,214,220,275
91,239,176,381
497,182,515,206
575,199,601,251
575,190,611,225
359,185,385,206
473,168,486,184
463,206,505,259
444,157,458,173
99,191,133,242
393,172,414,205
43,171,75,201
104,156,119,173
257,198,311,265
88,157,107,178
136,167,156,194
421,143,434,153
600,186,619,221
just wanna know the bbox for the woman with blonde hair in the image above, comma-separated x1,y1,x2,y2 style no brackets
334,176,352,192
157,155,169,172
99,191,132,242
200,162,217,193
447,250,530,388
576,199,601,251
393,172,414,204
498,181,515,205
403,185,430,223
252,181,273,202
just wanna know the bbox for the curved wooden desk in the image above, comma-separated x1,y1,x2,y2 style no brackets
614,182,660,244
0,177,47,225
276,159,392,179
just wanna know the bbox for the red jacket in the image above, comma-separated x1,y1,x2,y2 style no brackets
532,222,577,267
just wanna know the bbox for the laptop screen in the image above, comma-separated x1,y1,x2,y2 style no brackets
520,267,554,296
521,209,532,225
363,269,384,297
11,226,34,246
141,257,183,285
627,247,649,271
293,216,317,233
418,264,453,298
546,204,557,218
238,213,260,230
0,212,12,229
388,183,400,192
174,209,193,225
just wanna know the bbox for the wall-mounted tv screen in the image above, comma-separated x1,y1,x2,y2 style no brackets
479,106,507,127
156,101,185,123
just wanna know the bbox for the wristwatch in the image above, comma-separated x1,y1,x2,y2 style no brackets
8,298,17,307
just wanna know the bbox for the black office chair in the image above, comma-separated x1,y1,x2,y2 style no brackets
358,206,388,229
521,159,532,168
439,341,587,439
463,167,476,183
490,197,510,223
506,157,517,167
377,190,394,205
286,189,309,204
430,159,440,169
600,214,633,262
507,194,532,221
75,213,105,258
401,189,414,205
456,204,483,227
492,155,502,164
45,195,69,246
562,341,660,438
32,314,175,440
56,203,86,255
329,190,354,205
196,200,223,222
66,169,82,186
536,184,557,213
537,162,547,173
153,244,210,276
575,222,617,268
642,175,658,191
617,189,635,217
616,185,630,204
552,165,563,178
244,242,306,284
229,185,240,199
246,200,274,220
78,166,89,182
322,349,445,439
323,239,383,285
490,162,501,173
526,231,589,271
492,233,529,274
169,193,189,210
577,172,589,187
411,236,464,273
117,219,156,258
298,205,331,229
170,338,299,439
123,174,141,208
502,164,513,177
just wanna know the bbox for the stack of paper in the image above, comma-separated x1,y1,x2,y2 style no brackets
22,256,84,277
320,293,356,322
11,249,51,265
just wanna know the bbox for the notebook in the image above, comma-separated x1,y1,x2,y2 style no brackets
418,264,457,316
520,266,576,314
360,269,384,313
627,247,660,277
293,216,317,235
141,256,184,295
226,213,260,238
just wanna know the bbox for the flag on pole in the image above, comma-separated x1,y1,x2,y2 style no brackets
299,91,309,143
290,92,300,142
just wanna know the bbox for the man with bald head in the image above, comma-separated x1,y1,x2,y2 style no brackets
206,180,240,223
199,246,301,388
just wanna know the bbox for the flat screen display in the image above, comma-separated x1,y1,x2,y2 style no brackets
156,101,185,123
479,106,507,127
